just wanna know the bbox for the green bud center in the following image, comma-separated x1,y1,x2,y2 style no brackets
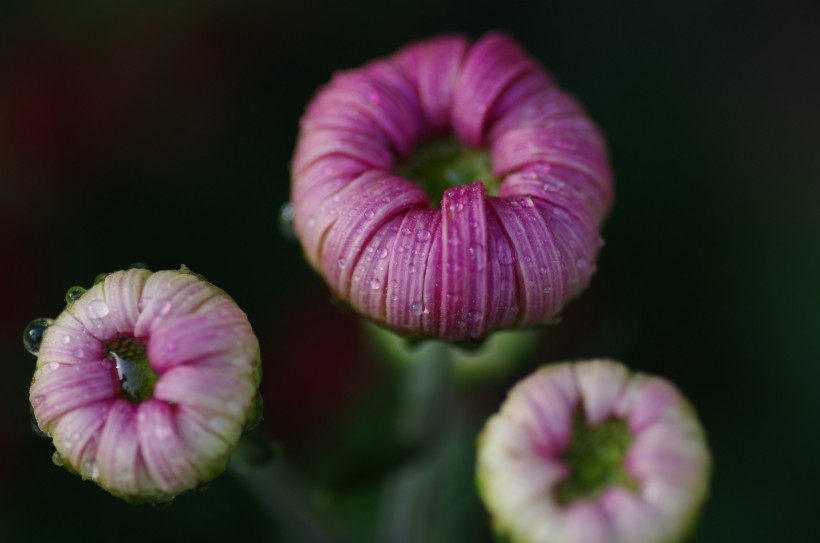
397,135,501,204
106,337,158,402
554,406,639,506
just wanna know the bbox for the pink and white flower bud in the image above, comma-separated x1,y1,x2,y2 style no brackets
27,267,261,503
290,32,613,341
477,360,710,543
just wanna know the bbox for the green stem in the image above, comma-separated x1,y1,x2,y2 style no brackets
374,340,457,543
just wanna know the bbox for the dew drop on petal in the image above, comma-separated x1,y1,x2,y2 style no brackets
497,239,515,265
279,201,296,240
52,451,64,466
370,279,382,290
93,273,108,285
576,258,589,269
363,209,375,220
156,300,172,316
336,257,347,268
82,460,100,481
410,302,424,316
376,247,389,259
60,334,71,345
23,318,54,355
467,309,482,323
87,300,110,319
415,229,431,243
65,286,86,303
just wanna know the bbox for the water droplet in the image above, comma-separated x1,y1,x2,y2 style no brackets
52,451,64,466
391,294,399,302
469,244,486,271
279,201,296,240
336,256,347,268
448,201,464,214
65,286,86,303
87,300,110,319
23,318,54,355
415,229,431,243
467,309,482,323
407,263,416,274
128,262,150,270
497,239,515,265
576,258,589,269
60,334,71,345
81,460,99,481
376,247,389,259
156,300,172,316
522,196,534,208
307,217,317,229
93,273,108,285
363,209,375,220
370,279,382,290
410,302,424,316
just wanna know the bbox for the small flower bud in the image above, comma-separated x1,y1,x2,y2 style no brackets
290,32,612,341
27,267,261,503
477,360,710,543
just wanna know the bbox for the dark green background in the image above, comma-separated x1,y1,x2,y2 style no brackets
1,1,818,541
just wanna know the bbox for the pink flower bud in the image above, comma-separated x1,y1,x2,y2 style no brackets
477,360,710,543
26,267,261,503
290,32,612,341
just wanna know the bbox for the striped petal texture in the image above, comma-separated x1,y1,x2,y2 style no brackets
291,32,613,341
477,360,710,543
28,267,261,503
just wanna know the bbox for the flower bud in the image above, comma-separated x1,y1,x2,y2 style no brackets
27,267,261,503
477,360,710,543
290,32,612,341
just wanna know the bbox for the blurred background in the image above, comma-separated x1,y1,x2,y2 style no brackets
1,0,818,541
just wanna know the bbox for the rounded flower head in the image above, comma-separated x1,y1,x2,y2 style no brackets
477,360,710,543
26,267,261,503
290,32,612,341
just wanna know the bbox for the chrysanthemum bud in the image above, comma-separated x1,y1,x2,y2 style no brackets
26,267,262,503
290,32,612,341
477,360,710,543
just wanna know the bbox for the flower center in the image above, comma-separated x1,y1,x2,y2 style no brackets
554,407,639,506
396,134,501,204
106,337,158,402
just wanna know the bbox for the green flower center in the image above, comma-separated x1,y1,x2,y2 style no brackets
106,337,158,402
397,135,501,204
554,407,639,506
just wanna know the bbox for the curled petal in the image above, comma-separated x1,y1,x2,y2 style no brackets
28,268,261,502
477,360,710,543
291,32,612,340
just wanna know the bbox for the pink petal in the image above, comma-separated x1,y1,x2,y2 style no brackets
102,269,151,336
31,360,119,426
95,399,142,496
137,399,197,494
395,34,469,133
384,208,442,335
452,32,541,146
439,182,490,340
